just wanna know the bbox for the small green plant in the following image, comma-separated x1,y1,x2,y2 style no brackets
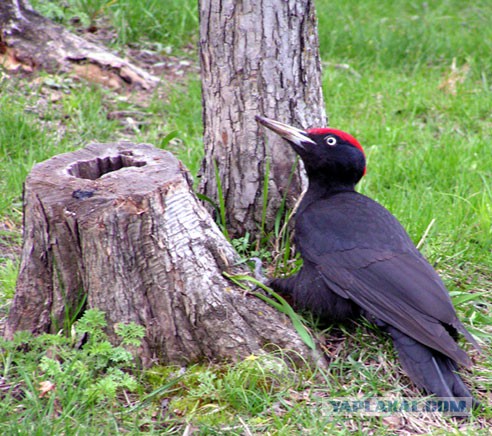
231,232,272,262
0,308,145,417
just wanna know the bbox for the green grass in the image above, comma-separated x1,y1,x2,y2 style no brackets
1,0,491,433
31,0,198,48
317,0,492,74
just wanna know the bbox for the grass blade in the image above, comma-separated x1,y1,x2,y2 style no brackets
223,272,316,350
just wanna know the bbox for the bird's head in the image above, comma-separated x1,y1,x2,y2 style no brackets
256,115,366,187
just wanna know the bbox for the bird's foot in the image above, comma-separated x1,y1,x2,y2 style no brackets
248,257,268,285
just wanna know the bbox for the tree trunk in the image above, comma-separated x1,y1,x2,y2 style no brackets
0,0,157,89
4,142,322,367
199,0,326,238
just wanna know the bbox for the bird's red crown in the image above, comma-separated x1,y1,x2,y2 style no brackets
307,128,364,155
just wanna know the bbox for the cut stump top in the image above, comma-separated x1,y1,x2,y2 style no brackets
30,141,190,210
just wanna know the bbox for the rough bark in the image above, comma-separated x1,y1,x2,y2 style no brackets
0,0,157,89
4,142,323,367
199,0,326,238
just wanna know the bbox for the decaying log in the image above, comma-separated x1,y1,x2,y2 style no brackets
0,1,158,89
5,142,323,367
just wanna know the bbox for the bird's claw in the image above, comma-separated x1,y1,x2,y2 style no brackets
248,257,268,285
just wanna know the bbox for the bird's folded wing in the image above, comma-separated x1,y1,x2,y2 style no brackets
315,249,474,366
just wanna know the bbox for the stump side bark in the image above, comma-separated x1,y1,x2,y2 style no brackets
5,142,323,367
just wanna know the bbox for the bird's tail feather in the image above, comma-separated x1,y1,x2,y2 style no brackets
386,325,474,400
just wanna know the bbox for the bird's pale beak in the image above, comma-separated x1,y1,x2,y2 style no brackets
256,115,316,148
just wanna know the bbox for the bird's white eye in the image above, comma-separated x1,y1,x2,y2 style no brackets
325,136,337,146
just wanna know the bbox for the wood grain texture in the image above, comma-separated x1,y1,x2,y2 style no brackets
199,0,326,237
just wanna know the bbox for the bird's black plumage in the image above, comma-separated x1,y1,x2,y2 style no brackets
256,115,480,402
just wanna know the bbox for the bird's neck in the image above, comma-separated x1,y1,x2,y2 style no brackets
298,178,356,213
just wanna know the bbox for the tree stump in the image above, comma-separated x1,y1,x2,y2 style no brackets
5,142,322,367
